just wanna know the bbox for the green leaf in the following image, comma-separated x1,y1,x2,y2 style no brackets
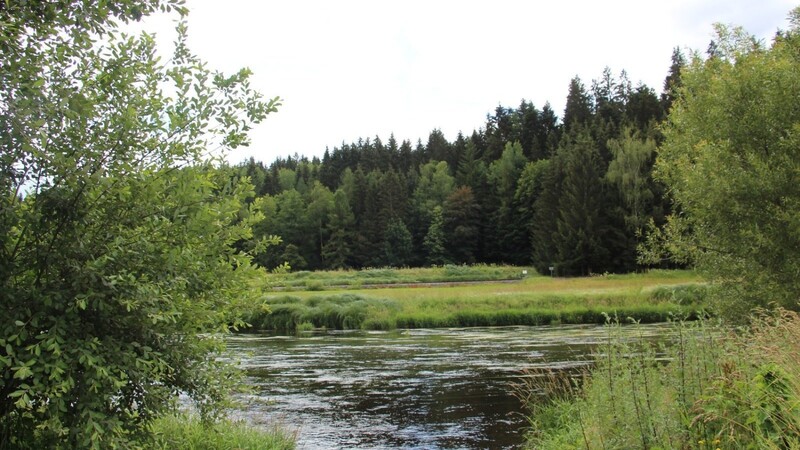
13,365,33,380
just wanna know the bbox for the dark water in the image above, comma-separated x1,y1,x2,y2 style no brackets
226,324,668,449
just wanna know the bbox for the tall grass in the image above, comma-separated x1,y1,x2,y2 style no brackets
145,414,295,450
521,310,800,449
260,264,530,289
241,282,705,332
242,294,401,332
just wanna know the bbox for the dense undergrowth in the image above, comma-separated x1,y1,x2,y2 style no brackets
521,311,800,449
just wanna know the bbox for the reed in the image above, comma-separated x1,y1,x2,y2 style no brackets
521,311,800,449
241,287,703,333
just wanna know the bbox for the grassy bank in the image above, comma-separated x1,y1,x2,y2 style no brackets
244,270,706,332
146,414,295,450
260,264,529,289
521,311,800,449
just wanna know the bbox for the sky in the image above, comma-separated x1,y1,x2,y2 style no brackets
131,0,796,164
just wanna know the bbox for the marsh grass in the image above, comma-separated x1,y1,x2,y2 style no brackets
522,310,800,449
146,414,295,450
243,271,705,332
242,294,402,332
242,276,705,332
260,264,529,289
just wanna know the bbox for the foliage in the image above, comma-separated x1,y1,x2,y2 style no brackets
523,310,800,450
442,186,481,264
653,9,800,315
382,219,414,267
234,58,676,273
0,1,278,447
422,206,450,266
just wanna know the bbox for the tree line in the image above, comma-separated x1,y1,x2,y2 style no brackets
231,55,687,276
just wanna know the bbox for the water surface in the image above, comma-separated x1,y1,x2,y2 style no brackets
227,324,668,449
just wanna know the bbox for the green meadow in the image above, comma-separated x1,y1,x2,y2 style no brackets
244,269,706,332
261,264,528,289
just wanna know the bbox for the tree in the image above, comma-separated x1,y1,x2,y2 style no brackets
306,182,335,269
606,129,657,239
515,159,551,257
0,2,280,447
274,189,315,267
410,160,455,256
423,206,450,266
532,130,611,275
563,76,593,130
531,155,564,274
660,47,686,114
487,142,529,264
653,12,800,315
455,140,487,192
554,131,609,275
625,84,663,132
443,186,481,264
382,219,414,267
323,189,355,269
426,129,452,165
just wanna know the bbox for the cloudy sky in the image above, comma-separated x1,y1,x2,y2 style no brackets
133,0,796,163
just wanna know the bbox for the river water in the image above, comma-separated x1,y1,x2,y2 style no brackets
226,324,669,449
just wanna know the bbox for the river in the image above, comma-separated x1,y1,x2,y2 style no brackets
225,324,669,449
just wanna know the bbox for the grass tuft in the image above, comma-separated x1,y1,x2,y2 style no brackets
145,414,295,450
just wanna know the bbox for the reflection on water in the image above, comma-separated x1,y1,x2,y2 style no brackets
226,324,669,449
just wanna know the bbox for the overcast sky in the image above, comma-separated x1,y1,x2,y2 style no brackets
132,0,796,164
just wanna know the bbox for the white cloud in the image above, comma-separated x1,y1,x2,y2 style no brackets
126,0,796,163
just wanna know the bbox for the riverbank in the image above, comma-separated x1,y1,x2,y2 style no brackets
522,310,800,449
244,270,706,332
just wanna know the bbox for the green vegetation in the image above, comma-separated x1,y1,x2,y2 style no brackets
261,264,528,289
146,414,295,450
523,311,800,449
645,9,800,317
0,1,283,448
244,270,705,332
3,0,796,446
233,46,678,275
524,10,800,449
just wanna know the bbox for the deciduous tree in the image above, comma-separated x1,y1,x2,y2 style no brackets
0,1,279,447
653,12,800,315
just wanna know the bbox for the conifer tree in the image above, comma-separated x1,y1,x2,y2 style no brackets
323,189,356,269
554,130,609,275
443,186,481,264
563,76,593,131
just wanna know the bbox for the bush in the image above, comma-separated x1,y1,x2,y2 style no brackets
0,2,279,447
